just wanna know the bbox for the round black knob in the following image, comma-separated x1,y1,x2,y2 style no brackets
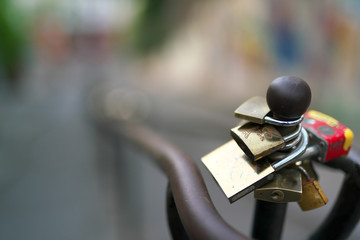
266,76,311,120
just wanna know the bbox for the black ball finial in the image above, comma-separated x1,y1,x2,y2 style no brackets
266,76,311,120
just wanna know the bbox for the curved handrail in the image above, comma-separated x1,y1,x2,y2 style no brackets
309,150,360,240
93,117,360,240
109,123,250,240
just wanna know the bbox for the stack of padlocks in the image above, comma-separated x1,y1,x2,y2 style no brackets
202,76,354,211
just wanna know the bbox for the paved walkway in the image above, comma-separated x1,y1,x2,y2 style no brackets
0,58,111,240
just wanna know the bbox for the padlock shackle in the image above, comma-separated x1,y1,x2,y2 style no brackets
265,115,304,126
269,145,320,163
272,128,309,170
282,132,302,150
296,165,312,180
283,124,302,142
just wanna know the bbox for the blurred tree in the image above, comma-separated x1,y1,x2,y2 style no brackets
130,0,194,55
0,0,27,89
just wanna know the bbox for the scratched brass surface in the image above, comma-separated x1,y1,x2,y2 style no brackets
231,123,285,161
234,96,270,124
201,140,275,203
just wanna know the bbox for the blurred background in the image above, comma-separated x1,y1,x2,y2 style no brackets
1,0,360,239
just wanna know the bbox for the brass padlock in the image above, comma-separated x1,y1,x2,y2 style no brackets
254,167,302,203
202,140,276,202
234,96,304,126
234,96,270,124
297,165,328,211
202,76,315,204
231,122,285,161
201,129,308,203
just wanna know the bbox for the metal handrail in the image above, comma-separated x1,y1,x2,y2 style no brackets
95,118,360,240
102,122,250,240
310,151,360,240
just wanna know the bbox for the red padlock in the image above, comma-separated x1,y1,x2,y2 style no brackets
302,110,353,162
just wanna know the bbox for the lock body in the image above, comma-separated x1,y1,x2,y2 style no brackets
297,178,328,211
231,123,285,161
303,110,353,162
201,140,275,202
234,96,270,124
201,131,308,203
254,168,302,203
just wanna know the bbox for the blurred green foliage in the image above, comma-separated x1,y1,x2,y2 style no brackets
0,0,28,85
130,0,193,55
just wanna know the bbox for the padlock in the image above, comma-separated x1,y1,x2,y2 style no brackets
202,76,312,203
231,121,304,161
201,129,308,203
297,165,328,211
230,122,285,161
302,110,353,162
202,140,275,203
254,167,302,203
234,96,270,124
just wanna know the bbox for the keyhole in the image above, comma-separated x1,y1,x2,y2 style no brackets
271,190,284,201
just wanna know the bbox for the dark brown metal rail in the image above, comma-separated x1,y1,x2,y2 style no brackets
110,123,250,240
310,150,360,240
95,119,360,240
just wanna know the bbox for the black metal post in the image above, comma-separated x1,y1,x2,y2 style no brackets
251,200,288,240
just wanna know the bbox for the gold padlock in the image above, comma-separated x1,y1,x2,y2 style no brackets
201,140,276,202
234,96,270,124
297,165,328,211
254,167,302,203
202,129,309,203
231,122,285,161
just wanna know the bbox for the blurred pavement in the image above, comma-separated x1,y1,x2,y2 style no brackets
0,56,359,240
